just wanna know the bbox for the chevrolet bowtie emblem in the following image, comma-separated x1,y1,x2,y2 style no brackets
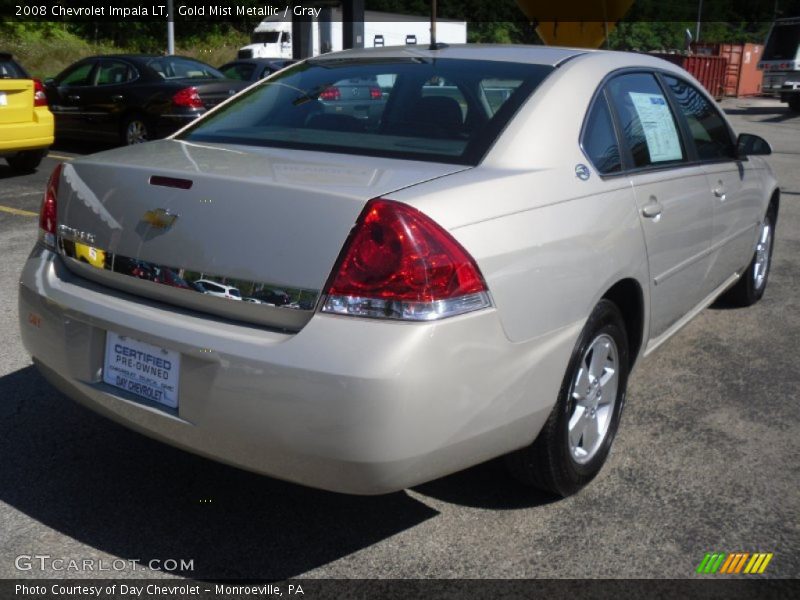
142,208,178,229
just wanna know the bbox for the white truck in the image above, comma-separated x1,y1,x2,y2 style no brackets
237,10,467,60
758,17,800,112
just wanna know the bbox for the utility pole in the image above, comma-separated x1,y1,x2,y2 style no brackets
167,0,175,55
430,0,437,47
695,0,703,44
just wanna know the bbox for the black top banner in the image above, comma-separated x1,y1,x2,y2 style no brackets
1,0,800,23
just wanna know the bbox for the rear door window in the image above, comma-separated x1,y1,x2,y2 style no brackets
0,58,27,79
97,60,135,85
146,57,223,80
606,73,685,168
59,62,96,87
662,75,735,161
581,95,622,174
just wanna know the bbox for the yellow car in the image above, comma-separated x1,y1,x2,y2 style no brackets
0,52,53,172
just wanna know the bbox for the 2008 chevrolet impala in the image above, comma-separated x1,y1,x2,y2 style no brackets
19,46,778,496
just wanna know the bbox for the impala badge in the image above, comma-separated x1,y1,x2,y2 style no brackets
142,208,178,229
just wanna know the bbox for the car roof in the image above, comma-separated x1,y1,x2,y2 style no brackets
196,279,235,287
78,54,208,63
224,58,293,65
310,44,589,66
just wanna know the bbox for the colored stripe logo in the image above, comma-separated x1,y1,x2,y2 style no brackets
696,552,774,574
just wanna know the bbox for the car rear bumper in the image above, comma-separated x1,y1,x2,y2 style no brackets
19,247,577,494
0,108,54,153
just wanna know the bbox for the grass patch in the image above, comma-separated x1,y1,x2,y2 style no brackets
1,27,250,78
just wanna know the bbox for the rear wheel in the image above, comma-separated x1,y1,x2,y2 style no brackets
121,114,151,145
506,299,629,497
718,209,775,307
6,150,46,173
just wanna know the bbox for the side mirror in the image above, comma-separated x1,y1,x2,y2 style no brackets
737,133,772,157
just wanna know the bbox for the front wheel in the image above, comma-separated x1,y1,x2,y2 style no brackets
505,299,630,497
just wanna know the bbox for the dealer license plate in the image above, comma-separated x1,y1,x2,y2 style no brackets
103,331,180,408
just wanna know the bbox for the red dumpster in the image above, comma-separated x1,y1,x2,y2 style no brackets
650,53,728,99
691,43,764,96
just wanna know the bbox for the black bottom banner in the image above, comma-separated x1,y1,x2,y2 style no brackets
2,579,798,600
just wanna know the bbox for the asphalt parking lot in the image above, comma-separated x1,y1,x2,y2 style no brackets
0,98,798,581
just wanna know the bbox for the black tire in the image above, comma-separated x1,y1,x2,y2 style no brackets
505,299,630,497
120,114,151,145
788,95,800,113
718,208,775,307
6,150,46,173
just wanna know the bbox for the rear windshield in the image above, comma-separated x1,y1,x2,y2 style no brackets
146,57,224,80
0,57,27,79
763,23,800,61
178,58,553,165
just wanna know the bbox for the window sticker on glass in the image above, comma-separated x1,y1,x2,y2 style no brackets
628,92,682,163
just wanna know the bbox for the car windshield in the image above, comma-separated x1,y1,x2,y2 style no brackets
146,57,224,80
252,31,281,44
763,23,800,60
178,58,553,165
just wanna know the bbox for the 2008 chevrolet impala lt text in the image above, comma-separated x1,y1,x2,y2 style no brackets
18,45,778,496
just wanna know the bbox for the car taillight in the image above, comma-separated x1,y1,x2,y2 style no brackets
319,86,341,101
172,87,203,108
33,79,47,107
39,163,63,249
322,198,491,321
370,86,382,100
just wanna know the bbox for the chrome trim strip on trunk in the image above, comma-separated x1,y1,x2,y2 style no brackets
57,237,319,332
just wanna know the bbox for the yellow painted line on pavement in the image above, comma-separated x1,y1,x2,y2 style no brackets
0,205,38,217
47,153,74,161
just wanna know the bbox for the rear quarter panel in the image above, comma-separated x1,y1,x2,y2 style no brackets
390,166,649,349
390,52,664,354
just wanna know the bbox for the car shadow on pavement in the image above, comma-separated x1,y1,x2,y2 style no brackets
723,105,798,123
413,460,559,510
51,140,117,155
0,366,439,580
0,366,555,579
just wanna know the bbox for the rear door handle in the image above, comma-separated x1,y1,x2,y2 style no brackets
642,198,663,219
111,94,123,102
67,94,80,101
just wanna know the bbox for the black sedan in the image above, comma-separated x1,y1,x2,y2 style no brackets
218,58,297,83
44,55,248,145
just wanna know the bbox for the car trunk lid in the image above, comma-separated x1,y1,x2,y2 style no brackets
175,79,248,109
55,139,468,331
0,78,33,124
